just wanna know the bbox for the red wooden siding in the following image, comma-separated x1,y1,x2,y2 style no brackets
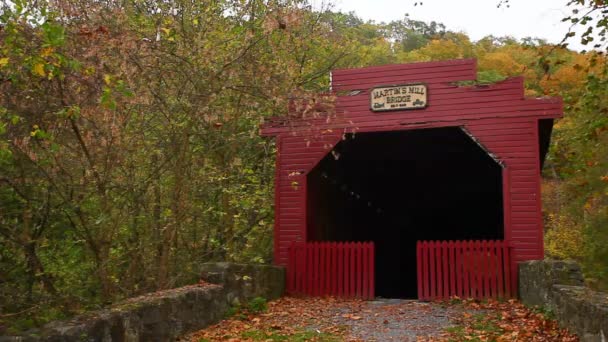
466,120,543,263
287,241,375,299
273,133,342,264
417,240,515,301
262,58,563,279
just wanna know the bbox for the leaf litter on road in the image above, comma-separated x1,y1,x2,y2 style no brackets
185,296,579,341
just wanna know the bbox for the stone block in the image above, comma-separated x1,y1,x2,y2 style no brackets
3,263,285,341
519,259,584,308
519,260,607,342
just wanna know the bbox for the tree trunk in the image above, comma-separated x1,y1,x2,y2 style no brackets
157,133,188,289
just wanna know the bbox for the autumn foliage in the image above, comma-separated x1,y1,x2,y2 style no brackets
0,0,607,334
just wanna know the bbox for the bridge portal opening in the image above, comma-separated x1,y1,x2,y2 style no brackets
306,127,504,298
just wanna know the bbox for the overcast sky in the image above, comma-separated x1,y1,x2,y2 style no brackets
317,0,589,50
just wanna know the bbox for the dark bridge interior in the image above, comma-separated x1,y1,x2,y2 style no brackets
306,127,504,298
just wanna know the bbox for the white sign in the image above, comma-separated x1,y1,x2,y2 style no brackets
370,84,427,112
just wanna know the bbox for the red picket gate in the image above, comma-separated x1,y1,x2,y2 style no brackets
287,241,375,299
417,240,515,301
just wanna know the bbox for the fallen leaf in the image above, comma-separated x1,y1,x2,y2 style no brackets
33,63,45,77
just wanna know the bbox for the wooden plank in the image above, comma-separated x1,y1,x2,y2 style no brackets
442,241,449,299
362,242,368,299
497,242,504,298
328,243,333,297
320,242,326,296
307,243,313,295
414,240,517,300
503,244,512,297
331,242,337,296
288,242,295,294
350,243,356,298
336,86,524,105
337,91,526,111
326,242,331,296
369,242,376,299
455,241,463,298
298,243,305,294
311,242,316,296
290,244,295,294
337,242,344,297
463,241,471,299
439,242,445,299
468,242,475,299
488,241,497,299
417,241,423,300
333,101,560,122
510,245,519,297
265,97,560,135
429,241,437,300
482,240,490,299
291,244,297,294
477,241,483,299
449,241,456,296
356,242,364,298
534,119,544,261
264,111,557,135
330,96,557,120
422,241,429,300
290,243,296,294
343,243,349,298
274,136,283,266
465,241,471,298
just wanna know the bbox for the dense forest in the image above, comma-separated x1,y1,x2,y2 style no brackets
0,0,606,332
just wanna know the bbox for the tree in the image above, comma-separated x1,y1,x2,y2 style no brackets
0,0,354,330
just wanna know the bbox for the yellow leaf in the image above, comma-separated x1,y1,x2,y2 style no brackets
41,47,54,57
0,57,8,67
84,66,96,76
33,63,45,77
103,74,111,85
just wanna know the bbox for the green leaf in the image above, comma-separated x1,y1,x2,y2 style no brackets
41,22,65,47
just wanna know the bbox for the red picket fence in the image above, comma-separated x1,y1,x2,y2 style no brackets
287,241,375,299
417,240,515,301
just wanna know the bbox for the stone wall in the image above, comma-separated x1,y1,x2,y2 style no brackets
2,263,285,342
519,260,608,342
199,262,285,306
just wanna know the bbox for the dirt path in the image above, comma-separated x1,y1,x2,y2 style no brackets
325,299,465,341
186,297,578,341
188,297,457,341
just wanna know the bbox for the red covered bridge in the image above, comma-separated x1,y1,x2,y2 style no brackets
261,59,562,300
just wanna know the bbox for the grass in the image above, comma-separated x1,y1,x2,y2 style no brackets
224,297,268,320
240,329,339,341
530,305,556,320
444,313,504,342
